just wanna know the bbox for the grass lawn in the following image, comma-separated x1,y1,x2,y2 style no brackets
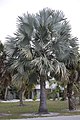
0,100,80,119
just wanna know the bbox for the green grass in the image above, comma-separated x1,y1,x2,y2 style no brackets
0,100,80,119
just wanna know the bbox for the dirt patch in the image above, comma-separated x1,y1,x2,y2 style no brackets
21,112,59,117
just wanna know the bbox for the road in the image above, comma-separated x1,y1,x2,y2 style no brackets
17,115,80,120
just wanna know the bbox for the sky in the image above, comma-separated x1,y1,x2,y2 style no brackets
0,0,80,44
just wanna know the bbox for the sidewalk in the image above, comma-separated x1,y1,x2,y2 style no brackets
0,99,40,103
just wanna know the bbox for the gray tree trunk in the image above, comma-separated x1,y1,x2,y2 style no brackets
4,86,8,100
79,96,80,105
19,90,24,106
67,83,76,111
38,76,48,114
63,87,67,100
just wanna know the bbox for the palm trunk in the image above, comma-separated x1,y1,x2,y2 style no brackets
4,86,8,100
62,87,67,100
67,82,76,111
79,96,80,105
19,81,26,106
19,90,24,106
38,76,48,114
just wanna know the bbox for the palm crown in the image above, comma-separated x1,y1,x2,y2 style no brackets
5,8,79,81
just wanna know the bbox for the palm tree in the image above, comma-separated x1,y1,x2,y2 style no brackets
76,55,80,105
0,41,5,99
0,41,4,80
65,37,79,111
5,41,32,105
55,35,79,110
5,37,37,105
0,41,12,100
5,8,79,113
51,20,79,110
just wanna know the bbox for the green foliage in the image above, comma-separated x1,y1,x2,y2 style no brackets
0,41,4,53
33,94,37,101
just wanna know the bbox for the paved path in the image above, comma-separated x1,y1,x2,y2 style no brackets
16,115,80,120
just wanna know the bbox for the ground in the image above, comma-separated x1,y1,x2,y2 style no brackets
0,99,80,119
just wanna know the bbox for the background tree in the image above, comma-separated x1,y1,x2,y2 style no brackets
5,37,37,105
50,20,79,110
76,55,80,105
0,41,12,100
0,41,4,99
65,37,78,111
